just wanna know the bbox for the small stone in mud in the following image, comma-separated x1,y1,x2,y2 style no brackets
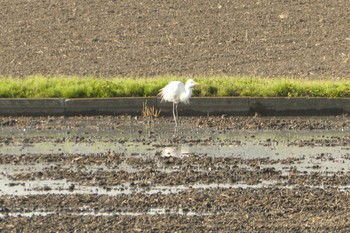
103,186,112,192
7,182,25,187
43,186,52,191
68,184,75,191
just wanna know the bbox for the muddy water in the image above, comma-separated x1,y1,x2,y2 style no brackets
1,116,350,231
2,128,349,195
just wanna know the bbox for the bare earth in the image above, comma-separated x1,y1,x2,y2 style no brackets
1,0,350,77
1,116,350,232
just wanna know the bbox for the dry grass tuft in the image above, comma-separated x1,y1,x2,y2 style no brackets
142,101,161,118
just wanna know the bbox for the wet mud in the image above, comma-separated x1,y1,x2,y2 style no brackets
1,115,350,232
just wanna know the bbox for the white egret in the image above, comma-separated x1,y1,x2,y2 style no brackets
159,79,199,125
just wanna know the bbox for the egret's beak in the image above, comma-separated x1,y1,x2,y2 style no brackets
194,82,199,86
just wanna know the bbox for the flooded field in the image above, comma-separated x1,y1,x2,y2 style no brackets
1,116,350,232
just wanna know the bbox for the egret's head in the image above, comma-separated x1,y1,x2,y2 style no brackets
186,79,199,88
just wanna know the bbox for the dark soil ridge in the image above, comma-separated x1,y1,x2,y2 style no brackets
1,1,350,77
1,115,349,131
2,189,350,232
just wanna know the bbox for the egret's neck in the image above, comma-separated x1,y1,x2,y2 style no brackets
185,84,193,96
186,86,193,94
180,86,193,103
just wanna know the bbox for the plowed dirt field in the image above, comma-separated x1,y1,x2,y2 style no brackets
1,0,350,77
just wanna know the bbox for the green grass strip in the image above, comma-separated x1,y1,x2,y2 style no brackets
0,75,349,98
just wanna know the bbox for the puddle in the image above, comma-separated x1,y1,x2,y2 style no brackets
2,177,350,197
0,212,55,218
0,208,213,218
0,176,277,196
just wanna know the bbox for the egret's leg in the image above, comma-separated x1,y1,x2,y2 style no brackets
172,102,177,125
175,103,179,123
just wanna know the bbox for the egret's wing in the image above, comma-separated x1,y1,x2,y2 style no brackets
159,81,183,103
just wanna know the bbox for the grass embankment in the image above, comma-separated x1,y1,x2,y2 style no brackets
0,76,349,98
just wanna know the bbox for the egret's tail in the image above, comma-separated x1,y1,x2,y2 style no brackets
158,88,166,103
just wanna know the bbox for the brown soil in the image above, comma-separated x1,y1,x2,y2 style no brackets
1,1,350,77
1,116,350,232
